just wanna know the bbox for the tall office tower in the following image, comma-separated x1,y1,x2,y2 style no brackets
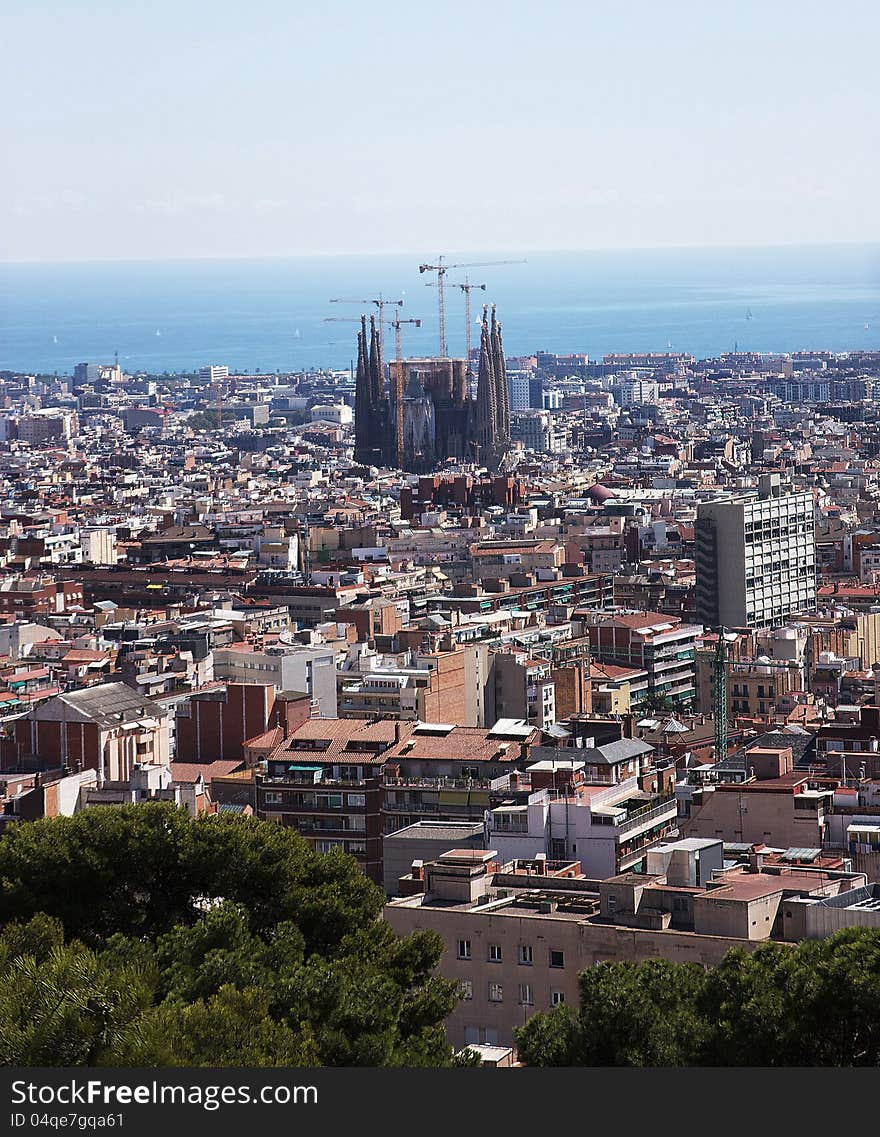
695,474,816,629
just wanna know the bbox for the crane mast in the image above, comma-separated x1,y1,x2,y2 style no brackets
713,628,728,765
419,255,526,358
324,314,421,360
453,277,487,373
329,293,404,357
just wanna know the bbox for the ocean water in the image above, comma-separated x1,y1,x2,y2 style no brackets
1,244,879,375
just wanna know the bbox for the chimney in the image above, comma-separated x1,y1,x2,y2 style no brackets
535,852,547,874
394,721,402,743
748,850,764,873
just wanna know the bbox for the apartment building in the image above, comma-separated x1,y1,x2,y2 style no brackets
254,718,407,882
695,473,816,628
583,611,700,708
492,649,556,729
385,840,864,1047
213,641,337,717
382,719,538,834
681,746,834,848
337,642,493,726
0,681,170,779
487,742,677,876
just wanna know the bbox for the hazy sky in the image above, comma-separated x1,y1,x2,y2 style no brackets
3,0,878,262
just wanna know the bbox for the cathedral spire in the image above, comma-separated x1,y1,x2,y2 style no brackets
490,304,509,445
354,315,371,464
474,306,497,465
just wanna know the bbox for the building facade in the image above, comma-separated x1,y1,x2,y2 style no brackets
696,474,816,628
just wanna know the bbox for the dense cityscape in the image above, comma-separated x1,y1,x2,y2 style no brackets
2,313,880,1066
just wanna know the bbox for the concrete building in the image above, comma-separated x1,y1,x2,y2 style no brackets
310,403,353,425
383,819,485,895
0,682,170,781
695,474,816,628
492,650,556,730
80,526,118,565
384,841,864,1047
212,641,337,717
681,746,834,848
488,743,677,876
338,643,493,727
583,611,700,708
510,411,565,454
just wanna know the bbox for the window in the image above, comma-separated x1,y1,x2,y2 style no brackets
346,793,365,808
518,983,534,1006
457,940,471,961
549,950,565,969
551,990,565,1006
263,792,282,805
488,983,503,1003
518,943,533,966
488,944,502,963
459,980,473,1001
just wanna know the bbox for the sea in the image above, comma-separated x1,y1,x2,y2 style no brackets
1,243,879,376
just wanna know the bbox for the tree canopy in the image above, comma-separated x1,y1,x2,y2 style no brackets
514,930,880,1067
0,804,462,1067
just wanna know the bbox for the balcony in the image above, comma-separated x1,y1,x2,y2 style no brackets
259,774,368,788
614,796,678,837
383,776,493,791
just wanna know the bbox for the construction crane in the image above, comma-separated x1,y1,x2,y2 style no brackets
713,627,728,765
453,277,487,371
323,314,421,360
418,256,526,357
329,293,404,356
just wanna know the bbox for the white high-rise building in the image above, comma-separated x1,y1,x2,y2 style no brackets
695,474,816,629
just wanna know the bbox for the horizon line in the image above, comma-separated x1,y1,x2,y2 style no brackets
2,238,879,269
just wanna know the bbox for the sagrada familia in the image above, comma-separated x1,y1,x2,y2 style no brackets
354,305,510,473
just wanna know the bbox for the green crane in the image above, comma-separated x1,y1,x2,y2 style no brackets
713,628,728,764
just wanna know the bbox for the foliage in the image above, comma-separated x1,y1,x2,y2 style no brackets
187,410,240,431
514,929,880,1066
0,804,462,1067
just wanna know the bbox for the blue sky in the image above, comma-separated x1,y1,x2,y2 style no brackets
3,0,878,261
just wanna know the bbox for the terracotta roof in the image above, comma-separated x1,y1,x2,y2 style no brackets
271,717,414,764
169,760,244,782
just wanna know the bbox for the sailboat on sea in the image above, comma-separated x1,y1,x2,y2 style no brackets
745,308,753,320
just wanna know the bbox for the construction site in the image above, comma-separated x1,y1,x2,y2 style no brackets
346,256,523,474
